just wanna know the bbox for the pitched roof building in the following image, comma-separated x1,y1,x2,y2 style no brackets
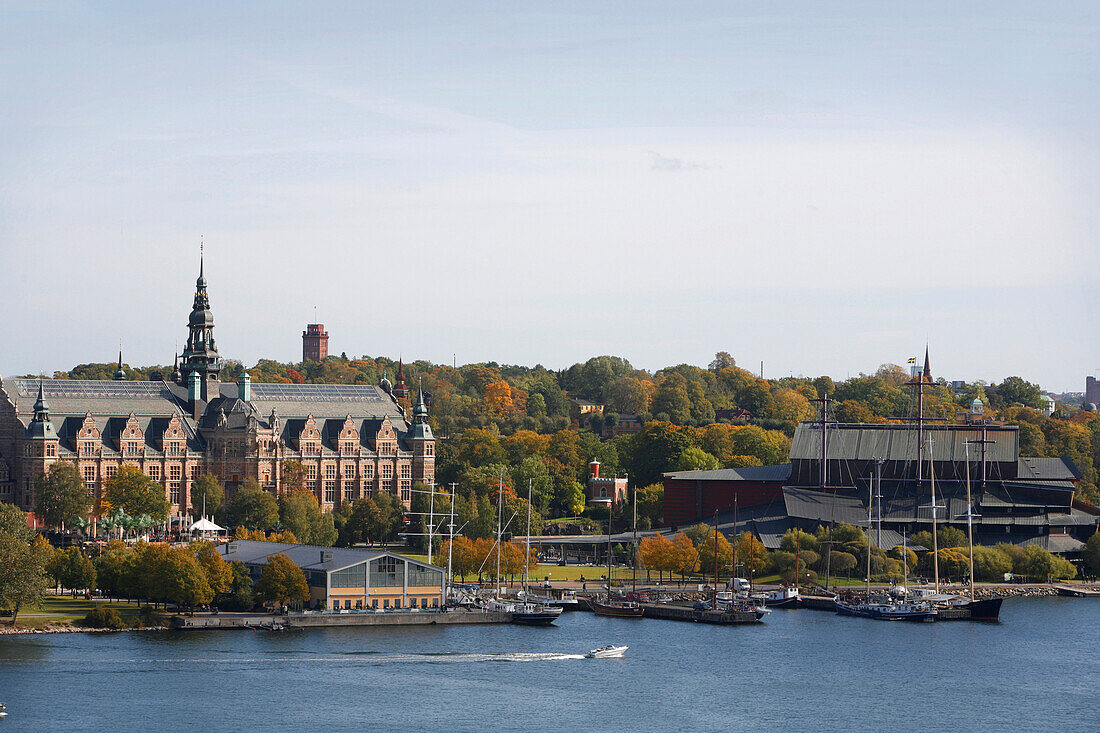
0,256,434,516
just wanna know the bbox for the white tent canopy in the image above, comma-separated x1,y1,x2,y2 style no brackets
188,517,226,533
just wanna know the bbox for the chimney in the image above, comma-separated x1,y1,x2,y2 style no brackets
188,372,202,421
238,372,251,402
589,459,600,479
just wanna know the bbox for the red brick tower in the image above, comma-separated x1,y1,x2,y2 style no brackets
303,324,329,362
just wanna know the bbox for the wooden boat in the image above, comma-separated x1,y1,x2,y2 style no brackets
593,597,645,617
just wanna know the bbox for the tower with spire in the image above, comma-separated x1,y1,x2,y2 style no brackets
180,248,222,405
409,381,435,487
393,359,409,400
22,381,59,505
114,350,126,381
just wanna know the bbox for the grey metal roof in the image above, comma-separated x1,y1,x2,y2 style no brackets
219,540,443,573
791,423,1019,464
1016,457,1081,482
1017,535,1085,553
663,464,792,482
783,487,867,525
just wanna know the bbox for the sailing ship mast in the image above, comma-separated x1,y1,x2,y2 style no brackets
963,443,977,601
631,477,638,597
496,468,503,589
524,479,532,598
926,435,941,594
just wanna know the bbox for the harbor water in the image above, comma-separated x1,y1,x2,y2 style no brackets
0,597,1096,731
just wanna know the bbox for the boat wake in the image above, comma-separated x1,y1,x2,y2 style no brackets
48,652,587,666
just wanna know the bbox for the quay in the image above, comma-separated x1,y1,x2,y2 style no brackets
171,608,511,630
640,603,763,625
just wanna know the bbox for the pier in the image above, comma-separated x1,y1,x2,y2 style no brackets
171,608,512,630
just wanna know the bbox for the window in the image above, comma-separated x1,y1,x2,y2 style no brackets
80,443,95,457
169,482,181,504
324,481,335,502
324,464,336,479
190,466,200,479
169,465,181,481
82,466,95,486
343,480,356,501
426,444,434,456
399,464,411,479
381,464,392,479
393,598,401,609
45,444,57,457
408,563,442,588
400,481,410,503
307,464,317,480
363,465,374,479
370,557,404,587
148,465,161,481
331,563,367,588
105,465,117,479
371,599,378,609
383,599,390,609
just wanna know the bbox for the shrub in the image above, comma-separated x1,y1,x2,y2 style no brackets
138,605,167,627
82,606,126,630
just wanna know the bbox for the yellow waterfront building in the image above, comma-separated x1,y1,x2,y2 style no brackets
220,540,444,611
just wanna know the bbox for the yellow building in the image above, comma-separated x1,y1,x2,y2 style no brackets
220,540,444,611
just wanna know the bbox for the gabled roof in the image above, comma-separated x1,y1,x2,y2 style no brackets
219,540,443,574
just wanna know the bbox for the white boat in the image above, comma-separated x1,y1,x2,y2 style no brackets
484,598,515,613
0,701,7,717
585,645,628,659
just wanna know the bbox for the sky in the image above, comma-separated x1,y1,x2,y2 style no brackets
1,1,1097,391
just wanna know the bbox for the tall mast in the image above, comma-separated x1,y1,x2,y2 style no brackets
525,479,532,597
927,435,941,594
496,468,503,588
631,476,638,596
875,457,883,556
811,392,832,592
732,494,739,586
427,481,435,561
865,468,873,600
713,510,719,607
963,442,979,601
447,484,456,602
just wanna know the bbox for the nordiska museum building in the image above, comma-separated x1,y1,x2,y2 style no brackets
0,258,435,516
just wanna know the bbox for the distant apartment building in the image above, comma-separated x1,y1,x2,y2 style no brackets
1085,376,1100,410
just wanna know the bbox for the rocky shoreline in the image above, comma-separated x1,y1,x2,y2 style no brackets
0,625,168,636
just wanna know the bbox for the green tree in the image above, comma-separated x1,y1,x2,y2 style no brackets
0,504,52,623
279,491,336,546
223,560,255,611
636,483,664,528
673,447,720,472
972,545,1014,582
192,540,233,595
55,547,97,594
162,548,213,612
189,474,223,519
255,553,310,607
104,466,170,522
225,484,280,531
1083,532,1100,578
994,376,1043,409
33,462,92,529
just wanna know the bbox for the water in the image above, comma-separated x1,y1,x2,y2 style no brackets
0,597,1096,732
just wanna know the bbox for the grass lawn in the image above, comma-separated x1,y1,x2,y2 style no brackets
8,595,144,630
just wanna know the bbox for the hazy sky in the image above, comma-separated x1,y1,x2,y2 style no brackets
1,1,1097,391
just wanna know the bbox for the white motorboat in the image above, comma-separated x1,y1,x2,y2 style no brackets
584,645,628,659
